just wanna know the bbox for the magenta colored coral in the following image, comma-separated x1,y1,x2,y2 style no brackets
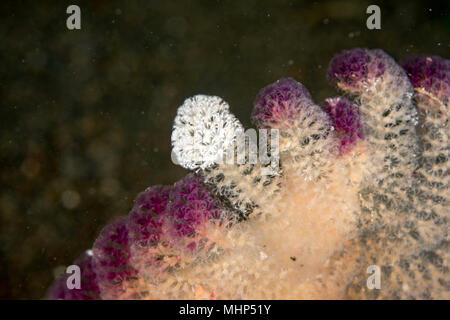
127,185,171,247
251,78,313,128
48,175,225,299
328,48,386,91
328,48,369,86
92,217,137,288
401,55,450,105
165,174,223,238
322,97,364,153
46,252,100,300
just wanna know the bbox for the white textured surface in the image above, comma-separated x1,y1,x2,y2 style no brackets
171,95,243,170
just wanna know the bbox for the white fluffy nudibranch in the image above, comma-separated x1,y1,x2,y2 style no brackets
171,95,243,171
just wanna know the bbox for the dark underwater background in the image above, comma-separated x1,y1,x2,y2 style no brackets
0,0,448,299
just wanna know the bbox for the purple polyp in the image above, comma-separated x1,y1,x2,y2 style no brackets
46,252,100,300
401,55,450,105
127,185,171,247
328,48,369,87
328,48,386,91
322,97,364,153
165,174,222,238
252,77,313,128
92,217,137,288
